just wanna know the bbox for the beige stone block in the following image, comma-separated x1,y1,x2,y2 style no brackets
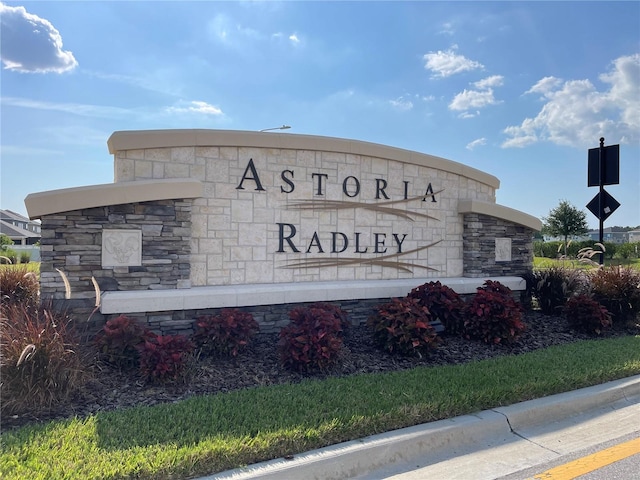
371,157,389,175
337,267,355,280
206,159,230,182
239,147,264,162
145,148,171,162
191,215,207,237
125,149,145,160
207,214,231,232
199,238,222,254
216,183,239,199
191,257,207,287
134,160,152,179
190,164,205,180
319,266,338,281
231,200,253,223
196,146,219,158
447,258,464,277
238,223,266,246
115,158,135,182
171,147,195,164
207,253,223,270
230,267,245,283
245,262,273,283
252,246,267,261
220,147,239,160
296,150,315,167
152,162,165,179
165,163,190,178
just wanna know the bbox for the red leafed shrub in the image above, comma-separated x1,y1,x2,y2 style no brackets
137,334,194,383
564,295,612,335
192,309,259,357
590,266,640,325
278,306,343,373
308,302,350,333
463,282,525,345
368,297,439,358
408,281,465,335
94,315,153,369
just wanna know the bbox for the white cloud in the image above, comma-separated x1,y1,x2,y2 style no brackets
389,95,414,111
473,75,504,89
289,33,300,45
525,76,563,96
167,100,223,116
438,22,455,36
423,46,483,78
466,138,487,150
449,88,500,112
600,54,640,136
1,96,130,118
0,3,77,73
208,14,233,43
503,54,640,148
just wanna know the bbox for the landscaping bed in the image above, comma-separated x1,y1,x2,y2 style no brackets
4,309,637,432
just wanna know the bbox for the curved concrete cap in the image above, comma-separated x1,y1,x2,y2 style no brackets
458,199,542,231
107,129,501,190
25,179,203,219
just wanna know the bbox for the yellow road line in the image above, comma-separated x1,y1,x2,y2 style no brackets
534,436,640,479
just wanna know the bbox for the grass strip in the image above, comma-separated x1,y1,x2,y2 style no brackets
2,335,639,480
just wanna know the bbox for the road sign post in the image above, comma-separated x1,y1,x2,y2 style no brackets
586,138,620,265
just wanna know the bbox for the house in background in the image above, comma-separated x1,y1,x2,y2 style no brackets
0,209,41,246
586,228,629,244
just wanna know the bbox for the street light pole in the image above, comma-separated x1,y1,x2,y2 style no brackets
259,125,291,132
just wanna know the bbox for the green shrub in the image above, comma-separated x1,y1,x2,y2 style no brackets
590,266,640,324
368,297,439,358
138,333,194,383
408,281,465,335
615,242,639,260
532,266,585,315
463,281,525,345
1,248,18,265
18,251,31,264
563,295,611,335
192,309,259,357
0,264,39,308
94,315,152,369
278,306,343,372
0,303,92,417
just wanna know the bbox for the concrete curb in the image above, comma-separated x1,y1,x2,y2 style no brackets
205,375,640,480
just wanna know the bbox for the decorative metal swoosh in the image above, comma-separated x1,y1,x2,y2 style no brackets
284,191,444,222
279,239,442,273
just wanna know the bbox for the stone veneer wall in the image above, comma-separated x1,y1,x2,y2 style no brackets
462,213,535,278
126,298,394,336
114,145,497,285
39,199,192,329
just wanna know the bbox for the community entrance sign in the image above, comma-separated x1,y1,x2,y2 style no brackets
25,130,541,334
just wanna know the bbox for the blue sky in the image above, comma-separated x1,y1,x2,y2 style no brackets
1,1,639,229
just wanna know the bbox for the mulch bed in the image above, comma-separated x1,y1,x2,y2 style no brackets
3,310,638,431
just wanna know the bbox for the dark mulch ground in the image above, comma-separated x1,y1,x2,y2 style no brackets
3,311,638,432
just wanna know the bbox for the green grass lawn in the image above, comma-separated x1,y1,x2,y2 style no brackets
533,256,640,270
2,335,639,480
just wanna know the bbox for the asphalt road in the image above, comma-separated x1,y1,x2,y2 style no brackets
499,433,640,480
